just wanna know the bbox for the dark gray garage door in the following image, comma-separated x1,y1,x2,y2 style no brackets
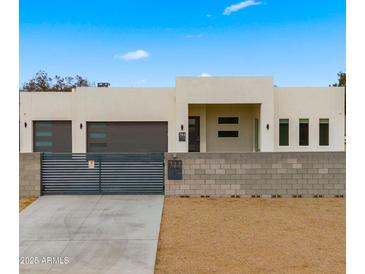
33,121,72,152
41,153,164,195
87,122,168,153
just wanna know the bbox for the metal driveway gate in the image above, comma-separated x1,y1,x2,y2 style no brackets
41,153,164,195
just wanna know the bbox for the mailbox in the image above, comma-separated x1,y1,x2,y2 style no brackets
168,160,182,180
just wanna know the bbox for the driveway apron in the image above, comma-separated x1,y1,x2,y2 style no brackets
20,195,164,274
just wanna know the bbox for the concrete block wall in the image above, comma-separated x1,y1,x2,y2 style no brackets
165,152,345,197
19,153,41,197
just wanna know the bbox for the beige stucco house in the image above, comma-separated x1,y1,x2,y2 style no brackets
19,76,345,153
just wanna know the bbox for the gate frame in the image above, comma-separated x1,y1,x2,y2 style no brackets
40,152,165,195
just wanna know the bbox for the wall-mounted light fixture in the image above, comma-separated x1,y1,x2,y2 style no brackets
24,122,27,128
80,123,83,129
180,124,184,131
266,124,269,130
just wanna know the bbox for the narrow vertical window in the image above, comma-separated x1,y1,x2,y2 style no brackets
319,119,329,146
299,119,309,146
279,119,289,146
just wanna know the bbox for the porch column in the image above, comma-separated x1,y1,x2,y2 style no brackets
175,102,189,152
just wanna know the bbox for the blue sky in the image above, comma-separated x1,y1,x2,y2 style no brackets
20,0,346,87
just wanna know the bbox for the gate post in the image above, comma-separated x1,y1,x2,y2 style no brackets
40,153,43,196
98,155,102,194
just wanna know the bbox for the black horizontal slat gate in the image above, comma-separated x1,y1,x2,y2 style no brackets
41,153,164,195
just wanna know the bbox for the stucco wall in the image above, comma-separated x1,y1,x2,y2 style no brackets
19,153,41,197
175,77,275,152
20,88,176,153
274,87,345,151
19,92,73,153
189,104,260,152
165,152,345,197
205,104,259,152
19,77,345,153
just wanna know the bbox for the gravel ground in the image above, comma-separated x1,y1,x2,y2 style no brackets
155,197,345,274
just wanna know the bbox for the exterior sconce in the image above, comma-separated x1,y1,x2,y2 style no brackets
80,123,83,129
24,122,27,128
266,124,269,130
180,124,184,130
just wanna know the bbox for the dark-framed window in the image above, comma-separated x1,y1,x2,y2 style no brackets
299,119,309,146
218,117,239,124
319,119,329,146
218,131,239,137
279,119,289,146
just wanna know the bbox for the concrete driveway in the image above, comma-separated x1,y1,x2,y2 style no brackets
20,195,164,274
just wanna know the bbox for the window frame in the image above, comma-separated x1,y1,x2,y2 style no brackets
319,118,329,146
35,141,53,147
279,119,289,146
218,130,239,138
299,118,309,146
218,117,239,124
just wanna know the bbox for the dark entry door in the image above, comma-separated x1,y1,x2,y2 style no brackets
188,116,200,152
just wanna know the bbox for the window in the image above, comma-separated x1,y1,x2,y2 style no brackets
35,131,53,137
218,131,239,137
36,122,52,127
319,119,329,146
279,119,289,146
218,117,239,124
89,132,107,138
299,119,309,146
35,141,53,147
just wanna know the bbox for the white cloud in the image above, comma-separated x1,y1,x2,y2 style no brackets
115,50,150,61
223,0,261,15
199,73,212,77
185,33,204,39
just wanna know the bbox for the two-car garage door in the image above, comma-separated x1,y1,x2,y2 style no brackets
87,122,168,153
33,121,168,153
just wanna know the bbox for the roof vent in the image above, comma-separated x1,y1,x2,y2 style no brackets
97,82,110,87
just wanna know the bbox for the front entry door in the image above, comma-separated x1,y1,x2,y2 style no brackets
189,116,200,152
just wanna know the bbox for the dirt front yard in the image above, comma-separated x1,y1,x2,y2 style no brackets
19,197,38,212
155,198,345,274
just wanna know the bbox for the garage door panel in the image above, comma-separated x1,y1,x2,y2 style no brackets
33,121,72,152
87,122,168,153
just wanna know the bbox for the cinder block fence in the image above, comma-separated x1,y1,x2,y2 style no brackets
19,152,346,198
164,152,345,198
19,153,41,197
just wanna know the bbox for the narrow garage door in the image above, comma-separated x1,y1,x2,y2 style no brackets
87,122,168,153
33,121,72,152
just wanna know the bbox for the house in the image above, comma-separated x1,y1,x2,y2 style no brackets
19,76,345,153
